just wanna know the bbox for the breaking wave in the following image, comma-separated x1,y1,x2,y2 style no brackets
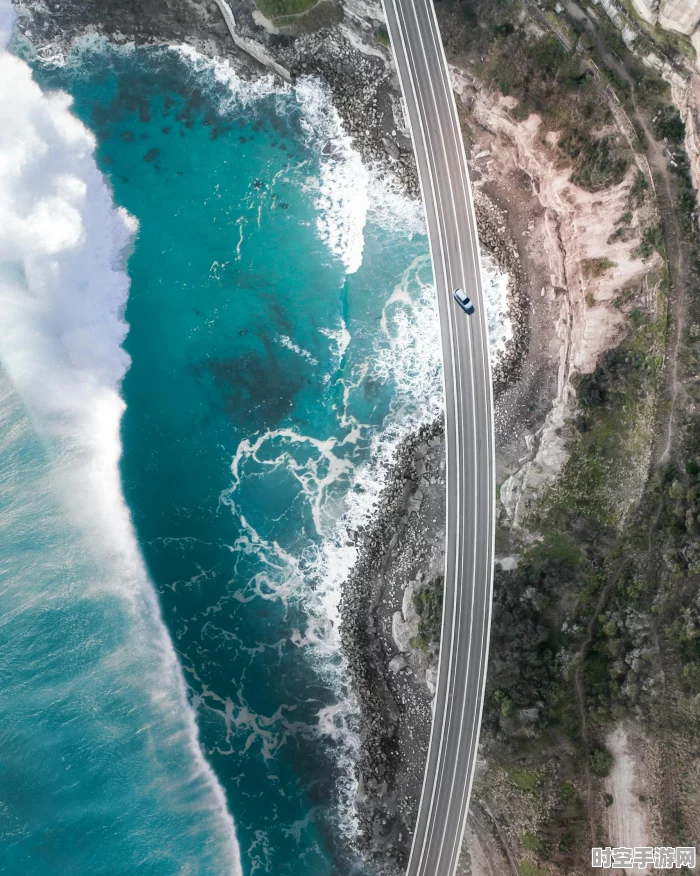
0,10,242,872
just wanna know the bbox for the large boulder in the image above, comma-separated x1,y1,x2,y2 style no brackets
391,582,420,651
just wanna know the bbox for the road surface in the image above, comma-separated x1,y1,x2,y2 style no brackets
381,0,496,873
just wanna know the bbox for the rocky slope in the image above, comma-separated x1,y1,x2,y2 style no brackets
630,0,700,37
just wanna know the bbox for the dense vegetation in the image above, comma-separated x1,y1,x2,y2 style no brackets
413,574,444,650
653,105,685,146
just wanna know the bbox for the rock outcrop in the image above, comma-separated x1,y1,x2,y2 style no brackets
629,0,700,36
339,421,446,873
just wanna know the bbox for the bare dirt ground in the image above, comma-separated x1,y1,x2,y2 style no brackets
457,802,519,876
605,723,663,874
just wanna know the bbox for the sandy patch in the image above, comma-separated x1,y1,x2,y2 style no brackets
458,804,518,876
605,723,661,873
251,9,280,34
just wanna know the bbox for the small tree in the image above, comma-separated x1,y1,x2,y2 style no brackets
590,746,614,777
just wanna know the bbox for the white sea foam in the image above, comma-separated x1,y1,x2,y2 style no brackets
320,319,351,363
294,76,370,275
18,29,510,844
175,43,290,110
294,75,431,268
224,428,354,537
366,164,427,238
481,251,513,363
0,10,242,872
277,334,319,366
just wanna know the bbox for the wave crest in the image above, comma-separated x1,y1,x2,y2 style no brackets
0,17,242,873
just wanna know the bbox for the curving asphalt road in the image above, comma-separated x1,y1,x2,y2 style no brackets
380,0,496,873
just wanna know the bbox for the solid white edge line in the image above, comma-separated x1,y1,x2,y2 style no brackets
381,0,464,869
381,0,496,872
403,2,477,871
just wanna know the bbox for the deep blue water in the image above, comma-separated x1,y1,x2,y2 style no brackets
1,33,443,876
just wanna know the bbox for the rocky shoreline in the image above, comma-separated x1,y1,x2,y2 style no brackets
339,418,446,873
16,0,421,195
473,189,529,396
336,189,530,874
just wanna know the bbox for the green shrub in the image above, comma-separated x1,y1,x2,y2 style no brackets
506,764,542,793
519,860,545,876
494,689,514,718
414,574,444,645
583,258,616,278
374,25,390,46
629,171,648,207
653,106,685,145
633,224,663,260
560,130,629,191
522,831,542,853
590,746,614,777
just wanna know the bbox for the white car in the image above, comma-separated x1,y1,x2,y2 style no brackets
453,287,475,315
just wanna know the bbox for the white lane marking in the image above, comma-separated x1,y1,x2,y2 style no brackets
403,3,479,870
391,6,472,867
385,0,496,872
382,6,464,859
389,2,482,873
383,3,466,869
408,0,483,859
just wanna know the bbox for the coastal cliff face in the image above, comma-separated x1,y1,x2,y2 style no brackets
630,0,700,36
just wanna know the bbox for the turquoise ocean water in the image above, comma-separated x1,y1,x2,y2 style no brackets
0,16,463,873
